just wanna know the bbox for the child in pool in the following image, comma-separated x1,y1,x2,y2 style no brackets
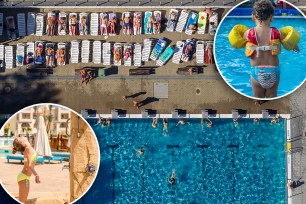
242,0,299,98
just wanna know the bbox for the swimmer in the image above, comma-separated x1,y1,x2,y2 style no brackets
271,117,279,124
254,118,260,123
168,169,176,185
152,118,157,128
135,147,144,157
106,117,111,126
176,119,189,126
95,116,103,125
163,118,168,135
233,118,238,128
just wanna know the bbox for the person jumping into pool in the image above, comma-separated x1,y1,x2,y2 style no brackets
168,169,176,185
163,118,168,135
229,0,300,98
13,137,41,203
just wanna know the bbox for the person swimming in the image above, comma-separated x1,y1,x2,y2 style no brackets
163,118,168,135
135,147,144,157
152,118,157,128
168,169,176,185
176,119,189,126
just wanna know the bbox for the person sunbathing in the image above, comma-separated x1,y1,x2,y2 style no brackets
80,69,86,85
56,48,66,65
100,16,108,35
70,15,77,35
135,15,141,34
207,44,213,64
153,13,161,33
147,16,153,33
47,15,55,36
26,52,34,64
81,16,87,34
114,48,121,62
59,17,66,33
182,44,193,60
189,24,197,34
170,11,176,26
123,16,131,34
109,17,116,35
7,18,16,38
124,48,131,60
45,47,54,67
35,45,43,59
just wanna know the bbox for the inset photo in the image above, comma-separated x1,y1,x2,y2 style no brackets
215,0,306,99
0,104,100,204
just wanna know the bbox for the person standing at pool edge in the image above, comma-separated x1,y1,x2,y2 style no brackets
228,0,300,98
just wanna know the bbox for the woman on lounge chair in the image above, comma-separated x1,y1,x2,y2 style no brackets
7,18,16,38
124,47,131,60
56,48,66,65
59,17,66,33
13,137,41,204
147,17,153,33
80,16,87,35
69,15,78,35
109,17,116,35
100,16,108,35
47,15,55,36
135,15,141,35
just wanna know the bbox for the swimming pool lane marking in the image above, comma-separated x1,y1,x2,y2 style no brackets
227,145,239,204
107,144,119,204
257,145,266,203
197,144,209,203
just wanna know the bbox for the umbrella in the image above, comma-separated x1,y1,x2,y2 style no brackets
34,116,52,157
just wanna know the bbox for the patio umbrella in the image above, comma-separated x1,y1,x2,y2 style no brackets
34,116,52,157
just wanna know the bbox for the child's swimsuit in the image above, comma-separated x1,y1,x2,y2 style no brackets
17,152,38,187
251,66,280,89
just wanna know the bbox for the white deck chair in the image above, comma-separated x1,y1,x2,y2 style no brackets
6,16,16,39
175,10,188,32
81,40,90,63
79,13,88,35
26,42,34,65
172,41,184,64
196,41,205,64
93,41,101,64
113,43,122,66
5,46,13,69
0,45,4,67
133,43,142,66
58,12,67,36
35,13,44,36
16,43,25,67
27,12,35,35
0,13,3,36
102,42,111,65
70,40,79,64
17,13,26,37
142,38,152,62
123,43,132,66
90,13,99,36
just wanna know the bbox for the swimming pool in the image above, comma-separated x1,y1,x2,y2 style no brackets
81,118,286,204
0,137,14,147
215,17,306,98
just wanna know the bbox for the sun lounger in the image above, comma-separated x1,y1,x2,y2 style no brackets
176,67,199,75
150,39,167,61
196,41,205,64
46,11,57,36
123,43,133,66
0,13,3,36
52,152,71,160
27,12,35,35
17,13,26,37
142,38,152,62
26,42,35,65
144,11,153,34
35,13,44,36
113,43,122,66
102,42,111,65
153,11,162,34
58,12,67,36
108,13,117,36
181,39,195,62
166,9,178,32
5,46,13,69
34,41,44,65
69,13,78,36
81,40,90,63
205,41,215,64
99,13,108,36
172,41,184,64
129,68,152,75
6,154,45,164
133,43,142,66
70,40,79,63
185,11,198,35
16,43,25,67
156,45,175,66
6,16,16,39
93,41,101,64
90,13,99,36
45,156,63,164
79,12,89,35
122,12,132,35
45,43,55,68
209,12,218,35
197,11,207,34
56,42,66,66
175,10,188,32
0,45,4,67
133,12,142,35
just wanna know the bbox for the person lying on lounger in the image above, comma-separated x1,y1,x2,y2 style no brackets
7,18,16,38
123,15,132,34
170,11,177,26
189,24,197,34
47,15,55,36
109,17,116,35
81,16,87,34
207,44,213,64
153,13,161,33
45,46,54,67
114,48,121,62
59,17,66,33
35,45,43,59
101,16,108,35
147,16,153,33
56,48,66,65
70,15,77,35
135,15,141,34
124,47,131,60
182,44,193,60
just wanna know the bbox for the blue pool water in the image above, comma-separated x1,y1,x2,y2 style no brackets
215,17,306,97
81,118,286,204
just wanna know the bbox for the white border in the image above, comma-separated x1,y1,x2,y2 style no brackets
0,103,101,204
213,0,306,101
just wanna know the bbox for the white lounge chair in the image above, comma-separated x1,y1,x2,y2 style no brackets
175,10,188,32
0,13,3,36
99,13,108,36
153,11,162,34
45,43,55,67
196,41,205,64
79,13,89,35
123,43,133,66
46,11,57,36
26,42,34,65
81,40,90,63
133,43,142,66
56,43,66,66
90,13,99,36
172,41,184,64
35,13,44,36
34,41,44,65
5,46,13,69
27,12,35,35
0,44,4,67
17,13,26,37
102,42,111,65
142,38,152,62
70,40,79,63
113,43,122,66
69,13,78,36
16,43,25,67
133,12,142,35
58,12,67,36
6,16,16,39
197,11,207,34
93,41,101,64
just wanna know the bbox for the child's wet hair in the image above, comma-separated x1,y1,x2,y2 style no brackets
252,0,274,22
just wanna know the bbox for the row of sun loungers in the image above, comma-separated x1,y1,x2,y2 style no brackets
0,9,218,39
0,39,214,68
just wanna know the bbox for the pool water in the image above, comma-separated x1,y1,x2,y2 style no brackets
215,17,306,97
81,118,286,204
0,138,14,147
